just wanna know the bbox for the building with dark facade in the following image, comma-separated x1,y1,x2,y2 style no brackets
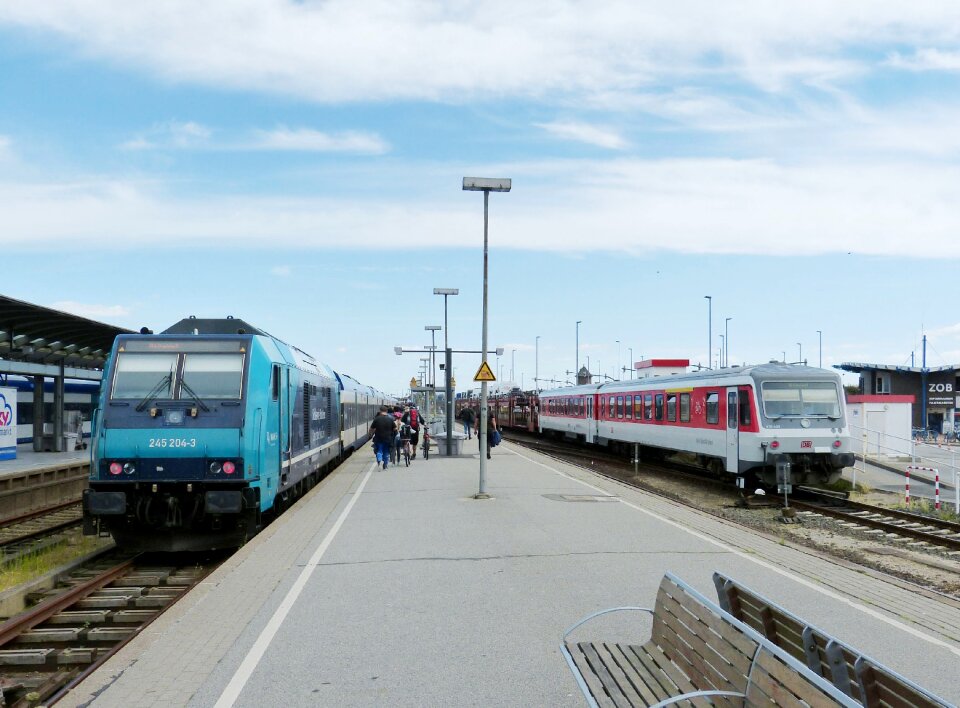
835,361,959,433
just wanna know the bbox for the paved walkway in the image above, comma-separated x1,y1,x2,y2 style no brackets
63,442,960,707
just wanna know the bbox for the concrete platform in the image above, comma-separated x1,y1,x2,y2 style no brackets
62,442,960,707
0,443,88,479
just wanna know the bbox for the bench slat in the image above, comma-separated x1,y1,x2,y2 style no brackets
663,581,759,660
605,643,667,705
569,642,619,707
595,642,650,707
750,648,840,707
580,642,635,708
630,641,699,703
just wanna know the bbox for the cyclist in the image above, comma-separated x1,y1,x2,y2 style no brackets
398,421,414,465
401,405,423,459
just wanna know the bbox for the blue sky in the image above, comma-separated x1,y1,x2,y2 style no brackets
3,2,960,395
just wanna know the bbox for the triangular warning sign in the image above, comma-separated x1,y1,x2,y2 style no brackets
473,361,496,382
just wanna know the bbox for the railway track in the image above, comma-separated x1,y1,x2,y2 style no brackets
0,551,222,706
0,501,84,564
791,491,960,552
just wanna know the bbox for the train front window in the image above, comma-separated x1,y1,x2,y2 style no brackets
112,353,177,399
761,381,840,418
181,354,244,399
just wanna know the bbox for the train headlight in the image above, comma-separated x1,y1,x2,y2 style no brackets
109,462,122,476
122,462,136,475
222,461,236,475
209,461,223,475
770,440,780,450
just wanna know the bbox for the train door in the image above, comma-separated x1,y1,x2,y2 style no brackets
725,387,739,473
266,364,282,478
586,394,597,444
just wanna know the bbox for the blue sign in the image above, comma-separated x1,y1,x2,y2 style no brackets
0,388,17,460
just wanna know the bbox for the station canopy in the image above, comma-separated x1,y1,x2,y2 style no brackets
0,294,133,378
835,362,960,374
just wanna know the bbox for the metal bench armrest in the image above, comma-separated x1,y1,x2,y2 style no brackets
561,606,654,642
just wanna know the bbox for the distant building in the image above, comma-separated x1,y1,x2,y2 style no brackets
835,362,958,432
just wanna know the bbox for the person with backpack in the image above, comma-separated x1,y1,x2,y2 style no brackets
460,405,476,440
369,405,398,469
401,405,423,459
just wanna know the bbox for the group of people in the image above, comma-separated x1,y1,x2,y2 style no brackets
370,402,501,468
368,404,423,469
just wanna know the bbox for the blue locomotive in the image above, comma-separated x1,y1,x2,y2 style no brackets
82,317,389,552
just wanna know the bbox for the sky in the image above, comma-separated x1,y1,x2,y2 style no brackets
3,2,960,395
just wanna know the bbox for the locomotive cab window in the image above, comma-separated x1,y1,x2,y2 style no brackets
760,381,841,418
181,354,244,399
111,353,177,399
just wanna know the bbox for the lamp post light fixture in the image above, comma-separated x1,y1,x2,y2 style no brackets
463,175,511,499
704,296,712,369
434,288,459,454
724,317,731,368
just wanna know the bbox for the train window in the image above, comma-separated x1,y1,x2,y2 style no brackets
606,397,613,419
728,392,738,428
706,392,719,424
644,394,653,420
616,396,624,418
271,365,280,401
666,394,677,422
680,393,690,422
633,396,642,419
738,389,751,426
112,353,178,399
625,395,632,419
182,354,244,399
655,394,663,420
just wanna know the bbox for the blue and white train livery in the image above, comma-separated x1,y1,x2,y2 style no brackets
83,317,389,552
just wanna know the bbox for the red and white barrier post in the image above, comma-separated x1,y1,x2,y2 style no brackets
905,465,940,509
935,470,940,510
906,468,910,505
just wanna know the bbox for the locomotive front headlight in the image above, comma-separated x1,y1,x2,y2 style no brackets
109,462,122,476
209,461,223,474
122,462,136,475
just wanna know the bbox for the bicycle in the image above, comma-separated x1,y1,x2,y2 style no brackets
400,434,413,467
421,427,430,460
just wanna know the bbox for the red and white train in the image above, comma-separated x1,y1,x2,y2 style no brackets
459,360,854,486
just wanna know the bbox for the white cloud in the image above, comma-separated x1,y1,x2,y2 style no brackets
248,128,388,154
2,2,957,103
886,48,960,71
536,121,627,149
270,265,292,276
50,300,131,320
0,135,10,153
121,120,211,150
4,156,960,258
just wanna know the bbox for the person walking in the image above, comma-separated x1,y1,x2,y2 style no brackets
460,405,476,440
401,405,423,459
484,408,498,460
370,405,397,469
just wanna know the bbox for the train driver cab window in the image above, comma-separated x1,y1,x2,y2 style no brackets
666,394,677,421
727,392,738,428
616,396,624,418
706,392,719,424
182,353,244,399
111,353,178,400
655,394,664,421
608,397,615,419
738,389,752,426
680,393,690,422
644,394,653,420
625,395,632,419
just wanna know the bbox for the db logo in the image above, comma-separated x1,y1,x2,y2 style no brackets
800,440,813,448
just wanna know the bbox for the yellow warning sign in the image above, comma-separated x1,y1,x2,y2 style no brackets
473,361,496,382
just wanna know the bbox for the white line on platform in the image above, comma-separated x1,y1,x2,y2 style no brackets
214,461,376,708
508,446,960,658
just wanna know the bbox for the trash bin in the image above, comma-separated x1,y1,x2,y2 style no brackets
436,434,465,456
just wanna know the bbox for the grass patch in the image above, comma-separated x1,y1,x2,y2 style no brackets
826,478,871,495
0,533,111,593
893,498,960,522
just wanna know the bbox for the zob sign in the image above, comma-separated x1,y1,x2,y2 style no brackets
0,387,17,460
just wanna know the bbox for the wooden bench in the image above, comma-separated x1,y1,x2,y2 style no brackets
562,572,860,707
713,572,952,708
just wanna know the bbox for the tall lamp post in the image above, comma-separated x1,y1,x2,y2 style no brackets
535,335,540,391
797,342,802,365
434,287,459,454
725,317,731,368
426,325,441,419
816,330,822,368
463,176,511,500
628,347,633,379
575,320,582,382
719,335,724,369
704,296,712,369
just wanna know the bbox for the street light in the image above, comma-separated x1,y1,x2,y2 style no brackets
725,317,731,368
628,347,633,380
704,296,712,369
575,321,582,381
463,175,511,499
535,335,540,391
816,330,822,368
426,325,441,419
434,288,459,454
719,335,724,369
797,342,802,365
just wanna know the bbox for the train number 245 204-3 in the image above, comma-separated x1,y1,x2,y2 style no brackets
148,438,198,448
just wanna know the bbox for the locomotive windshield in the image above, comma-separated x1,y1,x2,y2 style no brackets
111,353,177,399
181,353,244,399
760,381,841,418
